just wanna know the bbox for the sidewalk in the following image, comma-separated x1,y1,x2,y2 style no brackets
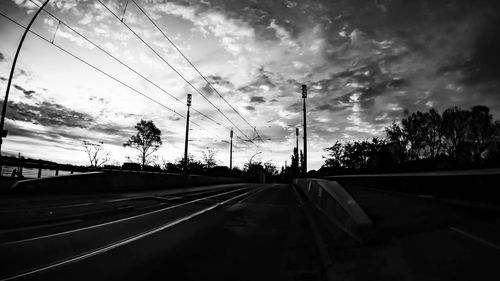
310,182,500,281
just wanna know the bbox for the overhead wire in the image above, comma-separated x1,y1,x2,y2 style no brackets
0,11,209,132
27,0,231,142
95,0,260,148
130,0,264,143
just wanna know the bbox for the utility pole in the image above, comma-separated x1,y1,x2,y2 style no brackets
301,84,307,174
0,0,50,172
183,93,192,174
229,129,233,170
296,128,299,155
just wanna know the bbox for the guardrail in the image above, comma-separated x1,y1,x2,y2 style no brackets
324,168,500,204
9,171,244,193
0,163,84,178
293,178,373,243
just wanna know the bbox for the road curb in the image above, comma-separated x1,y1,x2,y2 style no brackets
291,184,338,281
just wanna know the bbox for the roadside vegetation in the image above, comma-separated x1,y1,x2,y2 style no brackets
319,105,500,175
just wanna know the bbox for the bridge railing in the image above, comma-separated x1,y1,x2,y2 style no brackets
8,171,244,193
324,168,500,205
293,178,373,243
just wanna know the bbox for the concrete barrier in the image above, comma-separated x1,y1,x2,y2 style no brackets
325,168,500,204
9,171,244,193
294,178,373,243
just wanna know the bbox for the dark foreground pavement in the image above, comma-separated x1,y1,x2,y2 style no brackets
2,184,324,281
316,183,500,281
4,180,499,281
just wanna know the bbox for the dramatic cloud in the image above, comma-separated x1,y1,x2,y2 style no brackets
249,96,265,103
1,0,499,169
13,84,36,98
6,100,94,128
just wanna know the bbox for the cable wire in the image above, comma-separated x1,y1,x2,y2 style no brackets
0,11,207,131
28,0,230,133
131,0,264,143
96,0,259,148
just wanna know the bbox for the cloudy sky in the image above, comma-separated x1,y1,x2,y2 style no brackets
1,0,499,170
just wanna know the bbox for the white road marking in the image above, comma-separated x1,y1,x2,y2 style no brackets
450,227,500,252
3,186,249,245
235,185,268,204
0,219,83,235
0,188,256,281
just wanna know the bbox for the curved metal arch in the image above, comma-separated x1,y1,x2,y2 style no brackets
0,0,50,163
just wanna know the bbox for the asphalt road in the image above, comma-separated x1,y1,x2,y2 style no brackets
3,179,499,281
0,184,324,281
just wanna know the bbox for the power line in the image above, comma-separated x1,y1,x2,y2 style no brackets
130,0,264,143
27,0,230,133
27,0,248,146
96,0,259,148
0,11,207,132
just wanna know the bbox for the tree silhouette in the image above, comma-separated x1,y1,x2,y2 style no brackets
468,105,495,161
442,107,471,158
202,148,218,169
82,140,111,167
322,105,500,174
263,161,278,176
123,120,162,168
385,122,408,162
323,141,343,169
424,109,443,158
290,147,300,176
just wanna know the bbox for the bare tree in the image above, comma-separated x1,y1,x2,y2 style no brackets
202,148,218,169
123,120,162,168
82,141,111,167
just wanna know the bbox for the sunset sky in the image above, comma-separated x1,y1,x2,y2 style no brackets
1,0,499,170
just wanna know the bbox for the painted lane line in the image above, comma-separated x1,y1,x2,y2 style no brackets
450,227,500,252
0,189,254,281
235,185,268,204
47,202,95,209
3,186,248,245
0,220,83,235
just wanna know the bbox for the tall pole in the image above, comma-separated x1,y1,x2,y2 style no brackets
183,93,192,174
0,0,50,170
229,129,233,170
301,84,307,174
295,128,299,155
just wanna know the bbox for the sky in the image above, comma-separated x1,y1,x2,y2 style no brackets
0,0,499,171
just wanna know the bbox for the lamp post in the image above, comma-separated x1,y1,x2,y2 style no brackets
0,0,50,172
229,129,233,170
301,84,307,174
248,151,262,168
183,93,192,174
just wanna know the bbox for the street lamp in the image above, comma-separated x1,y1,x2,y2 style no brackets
248,151,262,168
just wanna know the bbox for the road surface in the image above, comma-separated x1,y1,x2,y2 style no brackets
0,183,324,281
2,180,500,281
